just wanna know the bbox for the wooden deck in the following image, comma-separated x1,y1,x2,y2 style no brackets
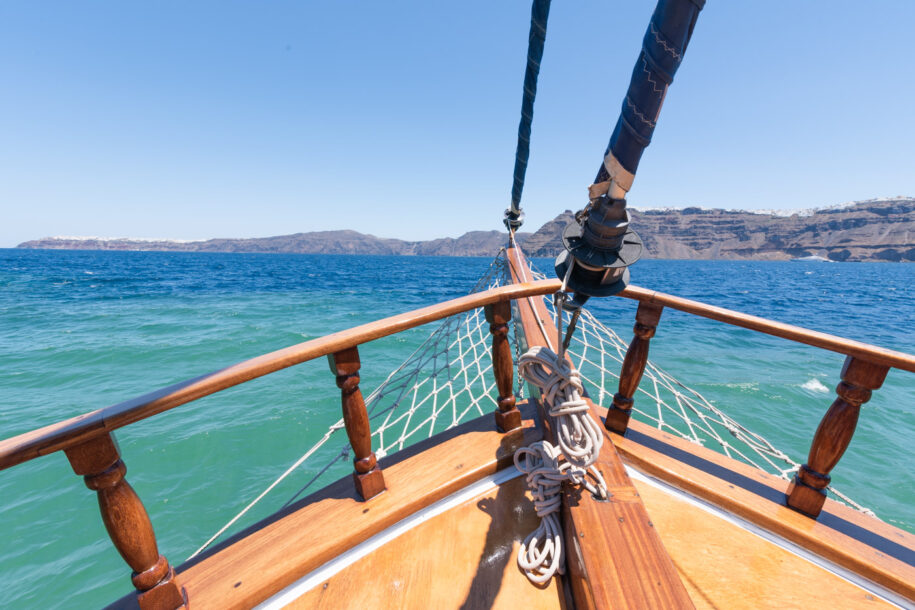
631,477,894,609
167,404,544,610
610,417,915,600
286,475,561,609
107,396,913,609
283,466,895,609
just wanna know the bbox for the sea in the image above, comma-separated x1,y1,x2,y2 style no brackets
0,248,912,608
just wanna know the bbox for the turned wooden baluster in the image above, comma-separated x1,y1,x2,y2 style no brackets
329,347,386,500
485,301,522,432
787,356,889,518
64,433,185,610
605,302,664,434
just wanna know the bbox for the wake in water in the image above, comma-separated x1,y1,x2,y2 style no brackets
801,378,830,394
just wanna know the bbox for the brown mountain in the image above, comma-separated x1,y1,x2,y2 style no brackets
524,198,914,262
17,198,914,261
18,230,532,257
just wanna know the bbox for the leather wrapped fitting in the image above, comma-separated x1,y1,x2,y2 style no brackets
555,195,643,299
582,196,629,251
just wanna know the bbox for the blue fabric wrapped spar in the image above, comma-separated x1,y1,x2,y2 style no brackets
598,0,705,186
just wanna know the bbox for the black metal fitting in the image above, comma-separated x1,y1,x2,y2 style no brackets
554,194,643,301
503,208,525,232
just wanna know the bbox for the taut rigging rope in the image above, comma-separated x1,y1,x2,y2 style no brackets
505,0,552,231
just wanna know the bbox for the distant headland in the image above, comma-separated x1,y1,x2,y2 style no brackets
17,197,914,262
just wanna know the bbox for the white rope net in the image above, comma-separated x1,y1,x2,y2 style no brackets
191,249,873,558
526,264,874,516
190,253,510,558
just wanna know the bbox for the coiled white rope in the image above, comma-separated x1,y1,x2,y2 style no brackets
514,345,608,584
513,441,567,583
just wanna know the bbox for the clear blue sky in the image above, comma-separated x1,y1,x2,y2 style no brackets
1,1,912,247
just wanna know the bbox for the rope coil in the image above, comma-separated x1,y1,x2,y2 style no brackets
513,442,565,583
514,345,608,583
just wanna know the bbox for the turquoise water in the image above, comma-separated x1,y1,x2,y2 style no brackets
0,249,912,608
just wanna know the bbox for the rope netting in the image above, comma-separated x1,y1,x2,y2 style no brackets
191,249,873,558
524,264,874,516
363,258,508,453
190,253,512,558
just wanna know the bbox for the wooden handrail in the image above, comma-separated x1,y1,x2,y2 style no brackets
0,279,561,471
620,285,915,374
506,246,911,531
3,271,912,473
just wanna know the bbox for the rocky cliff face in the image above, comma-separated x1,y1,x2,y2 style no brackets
524,198,914,262
17,198,913,261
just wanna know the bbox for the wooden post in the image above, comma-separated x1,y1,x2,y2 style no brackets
605,302,663,434
787,356,889,518
485,301,521,432
64,434,185,610
329,347,386,500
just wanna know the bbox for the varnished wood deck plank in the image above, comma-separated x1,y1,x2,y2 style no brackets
622,418,915,554
283,458,896,610
632,477,896,609
506,243,914,605
171,403,543,609
606,415,915,601
286,476,561,610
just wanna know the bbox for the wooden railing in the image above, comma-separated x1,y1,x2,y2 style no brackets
503,243,914,520
0,280,560,472
610,285,915,518
0,279,559,608
618,285,915,373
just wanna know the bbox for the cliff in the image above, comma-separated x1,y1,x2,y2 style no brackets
524,198,915,262
17,198,914,261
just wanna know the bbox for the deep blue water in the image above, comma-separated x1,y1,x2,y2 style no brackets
0,248,912,608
